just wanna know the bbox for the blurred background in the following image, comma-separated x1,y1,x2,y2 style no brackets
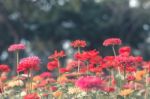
0,0,150,71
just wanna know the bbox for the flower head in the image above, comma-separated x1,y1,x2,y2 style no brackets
103,38,122,46
119,46,131,56
40,72,52,78
119,89,133,96
75,76,104,91
0,64,10,73
8,43,26,52
17,56,41,73
71,40,87,48
48,50,65,60
47,60,58,71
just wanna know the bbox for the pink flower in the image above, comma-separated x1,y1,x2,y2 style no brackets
8,43,26,52
127,75,135,81
23,93,40,99
103,38,122,46
40,72,52,78
17,56,41,73
71,40,87,48
75,76,104,91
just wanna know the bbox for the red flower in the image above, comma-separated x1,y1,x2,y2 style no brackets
59,68,69,73
75,76,104,91
127,75,135,81
17,56,41,73
103,38,122,46
48,50,65,59
103,87,115,93
71,40,87,48
0,64,10,73
8,43,26,52
74,50,99,61
119,46,131,56
40,72,52,78
23,93,40,99
47,60,58,71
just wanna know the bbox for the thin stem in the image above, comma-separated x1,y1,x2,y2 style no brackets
77,47,81,74
123,65,126,84
57,59,60,77
16,51,20,76
86,61,89,75
27,70,30,94
112,45,116,56
145,74,148,99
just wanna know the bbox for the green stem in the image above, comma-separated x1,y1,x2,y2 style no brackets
57,59,60,77
77,47,81,74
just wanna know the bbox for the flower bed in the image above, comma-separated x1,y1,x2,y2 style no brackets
0,38,149,99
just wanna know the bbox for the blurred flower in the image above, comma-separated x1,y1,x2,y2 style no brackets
53,91,63,98
119,46,131,56
103,38,122,46
68,87,82,94
33,75,43,83
48,50,65,60
135,70,146,81
75,76,104,91
127,75,135,81
57,75,68,84
71,40,87,48
40,72,52,78
23,93,40,99
119,89,133,96
47,60,58,71
59,68,69,73
8,43,26,52
103,87,115,93
0,64,10,73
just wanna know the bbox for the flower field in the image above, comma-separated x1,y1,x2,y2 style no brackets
0,38,149,99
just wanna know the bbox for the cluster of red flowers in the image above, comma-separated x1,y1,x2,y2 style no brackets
2,38,149,98
8,43,26,52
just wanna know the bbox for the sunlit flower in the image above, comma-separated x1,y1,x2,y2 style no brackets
135,70,146,81
103,38,122,46
119,89,133,96
8,43,26,52
57,75,68,84
71,40,87,48
53,91,63,98
68,87,82,94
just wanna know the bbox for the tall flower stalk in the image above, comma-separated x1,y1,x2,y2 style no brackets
8,43,26,75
